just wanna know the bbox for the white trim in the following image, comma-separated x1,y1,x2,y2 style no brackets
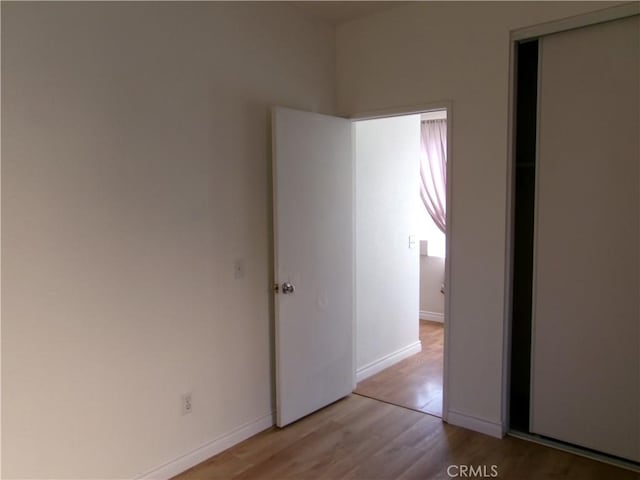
135,411,274,480
446,410,504,439
420,310,444,323
356,341,422,383
442,102,452,424
351,122,358,391
349,101,452,122
501,30,517,437
271,108,283,427
420,110,447,122
511,2,639,41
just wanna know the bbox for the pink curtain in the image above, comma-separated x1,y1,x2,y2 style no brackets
419,119,447,233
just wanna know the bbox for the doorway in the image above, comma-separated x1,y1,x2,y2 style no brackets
350,109,449,418
271,104,451,427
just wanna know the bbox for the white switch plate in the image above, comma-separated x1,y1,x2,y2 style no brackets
408,235,417,249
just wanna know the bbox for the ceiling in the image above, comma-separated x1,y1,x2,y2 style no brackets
291,1,406,25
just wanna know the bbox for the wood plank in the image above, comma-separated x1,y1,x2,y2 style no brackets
173,395,639,480
354,320,443,416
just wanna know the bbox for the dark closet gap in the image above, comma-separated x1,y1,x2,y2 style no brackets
509,39,538,433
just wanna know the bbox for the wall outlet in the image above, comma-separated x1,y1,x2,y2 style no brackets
182,393,193,415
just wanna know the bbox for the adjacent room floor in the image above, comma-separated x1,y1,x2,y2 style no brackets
173,394,638,480
354,320,443,417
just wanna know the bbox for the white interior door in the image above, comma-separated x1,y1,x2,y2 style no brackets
272,107,354,427
531,15,640,461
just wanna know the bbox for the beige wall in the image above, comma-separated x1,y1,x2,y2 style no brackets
1,3,335,478
337,1,620,431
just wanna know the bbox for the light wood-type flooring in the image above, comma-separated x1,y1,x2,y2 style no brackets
355,320,443,416
173,394,638,479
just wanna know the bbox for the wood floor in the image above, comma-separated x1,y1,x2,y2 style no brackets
354,320,443,416
173,394,639,480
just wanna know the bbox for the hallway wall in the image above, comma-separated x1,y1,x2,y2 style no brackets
355,115,421,377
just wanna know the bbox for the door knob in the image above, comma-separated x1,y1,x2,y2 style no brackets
281,282,296,294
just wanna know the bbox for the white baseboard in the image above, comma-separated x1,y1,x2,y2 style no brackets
420,310,444,323
135,411,275,480
356,341,422,383
446,410,504,439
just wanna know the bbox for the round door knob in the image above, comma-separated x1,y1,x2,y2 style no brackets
281,282,295,294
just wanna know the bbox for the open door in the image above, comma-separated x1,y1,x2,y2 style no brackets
272,107,354,427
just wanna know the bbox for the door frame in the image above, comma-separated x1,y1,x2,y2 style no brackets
349,101,453,422
504,0,640,439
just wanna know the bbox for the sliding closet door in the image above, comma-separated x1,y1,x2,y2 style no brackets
531,15,639,461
